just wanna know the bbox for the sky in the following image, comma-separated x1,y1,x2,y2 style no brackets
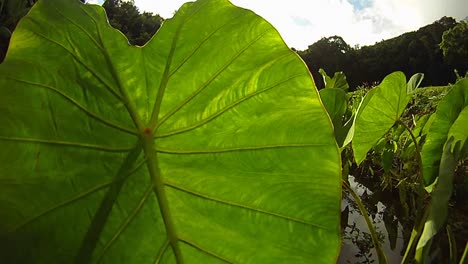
90,0,467,50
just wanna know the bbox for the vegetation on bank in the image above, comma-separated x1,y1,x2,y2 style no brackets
0,0,467,263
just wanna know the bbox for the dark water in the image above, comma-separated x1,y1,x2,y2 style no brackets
338,176,405,264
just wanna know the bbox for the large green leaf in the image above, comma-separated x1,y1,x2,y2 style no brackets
416,107,468,259
352,71,409,164
416,137,457,261
0,0,341,263
421,78,468,186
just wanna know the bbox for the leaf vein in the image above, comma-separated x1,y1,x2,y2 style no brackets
8,181,111,233
165,182,331,230
96,184,153,262
155,72,305,138
155,28,273,130
7,77,138,135
26,22,123,101
179,238,233,264
0,136,132,152
156,143,330,155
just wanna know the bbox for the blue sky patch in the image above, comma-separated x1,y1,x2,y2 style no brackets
348,0,372,11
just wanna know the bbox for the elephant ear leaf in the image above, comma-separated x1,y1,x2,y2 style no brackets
353,71,409,165
421,78,468,186
0,0,341,263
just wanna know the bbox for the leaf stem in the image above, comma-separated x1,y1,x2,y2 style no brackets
401,201,430,264
342,180,388,264
460,242,468,264
396,119,423,185
142,134,183,263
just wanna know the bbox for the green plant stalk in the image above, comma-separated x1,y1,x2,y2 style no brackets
342,180,388,264
396,119,424,186
401,200,430,264
447,225,457,264
460,242,468,264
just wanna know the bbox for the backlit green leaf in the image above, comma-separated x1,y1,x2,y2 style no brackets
421,78,468,186
0,0,341,263
407,73,424,94
416,138,457,261
319,68,349,91
319,88,349,146
447,106,468,158
353,71,410,165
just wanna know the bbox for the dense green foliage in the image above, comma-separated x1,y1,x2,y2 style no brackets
102,0,163,46
0,0,341,262
0,0,162,62
344,75,467,263
299,17,466,90
317,66,467,263
0,0,37,61
439,21,468,75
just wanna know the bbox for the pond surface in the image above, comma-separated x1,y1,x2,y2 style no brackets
338,175,406,264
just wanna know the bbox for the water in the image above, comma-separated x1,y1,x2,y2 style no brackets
338,176,406,264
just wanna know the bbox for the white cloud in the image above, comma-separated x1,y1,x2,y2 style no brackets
131,0,466,50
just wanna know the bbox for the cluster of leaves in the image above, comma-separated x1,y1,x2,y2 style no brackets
319,67,468,263
439,21,468,75
102,0,164,46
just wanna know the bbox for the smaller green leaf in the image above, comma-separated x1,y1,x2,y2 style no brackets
330,71,349,91
319,88,347,143
338,118,355,149
413,114,431,138
319,88,355,148
381,149,394,173
318,68,349,90
407,73,424,94
353,72,409,165
319,68,332,88
447,106,468,159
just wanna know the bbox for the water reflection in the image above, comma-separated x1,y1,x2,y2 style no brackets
338,176,405,264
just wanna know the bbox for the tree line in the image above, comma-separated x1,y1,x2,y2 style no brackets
298,16,468,90
1,0,467,90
